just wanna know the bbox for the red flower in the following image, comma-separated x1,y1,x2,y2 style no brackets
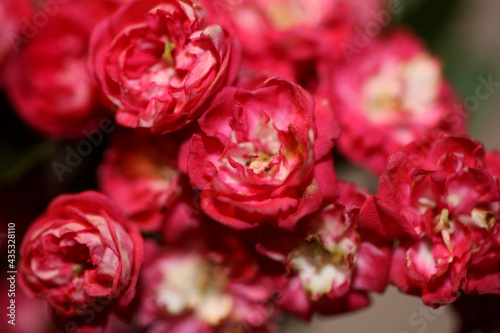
137,236,280,333
258,181,391,319
4,0,115,139
359,133,500,306
98,129,183,231
203,0,382,59
328,30,465,174
19,191,144,318
187,77,338,230
202,0,380,93
0,1,31,70
89,0,240,134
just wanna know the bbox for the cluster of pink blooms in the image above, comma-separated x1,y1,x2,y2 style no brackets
1,0,498,332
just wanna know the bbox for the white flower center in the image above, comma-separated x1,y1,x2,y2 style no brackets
289,238,356,300
225,115,288,179
156,256,233,326
362,54,440,123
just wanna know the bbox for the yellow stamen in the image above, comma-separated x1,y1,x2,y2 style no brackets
162,42,176,66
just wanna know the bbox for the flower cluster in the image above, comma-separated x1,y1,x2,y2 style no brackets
359,134,500,306
1,0,497,332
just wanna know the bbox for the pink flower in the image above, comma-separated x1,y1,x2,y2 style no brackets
137,235,280,333
89,0,240,134
98,129,183,231
19,191,144,318
257,181,391,319
4,1,115,139
187,77,338,230
359,133,500,306
327,30,465,174
203,0,382,58
202,0,381,93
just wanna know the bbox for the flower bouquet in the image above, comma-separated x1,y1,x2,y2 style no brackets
0,0,499,332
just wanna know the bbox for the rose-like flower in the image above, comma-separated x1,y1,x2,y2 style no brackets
137,235,279,333
258,181,391,319
187,77,338,230
19,191,144,318
98,129,183,231
4,1,115,139
359,133,500,306
89,0,240,134
201,0,382,93
327,30,465,174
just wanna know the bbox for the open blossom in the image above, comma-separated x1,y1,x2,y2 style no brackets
89,0,240,134
4,1,115,139
19,191,144,318
187,77,338,230
98,129,183,231
258,182,391,319
137,235,280,333
359,133,500,306
203,0,383,58
328,30,465,174
202,0,382,92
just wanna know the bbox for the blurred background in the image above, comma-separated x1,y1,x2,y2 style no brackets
1,0,500,332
